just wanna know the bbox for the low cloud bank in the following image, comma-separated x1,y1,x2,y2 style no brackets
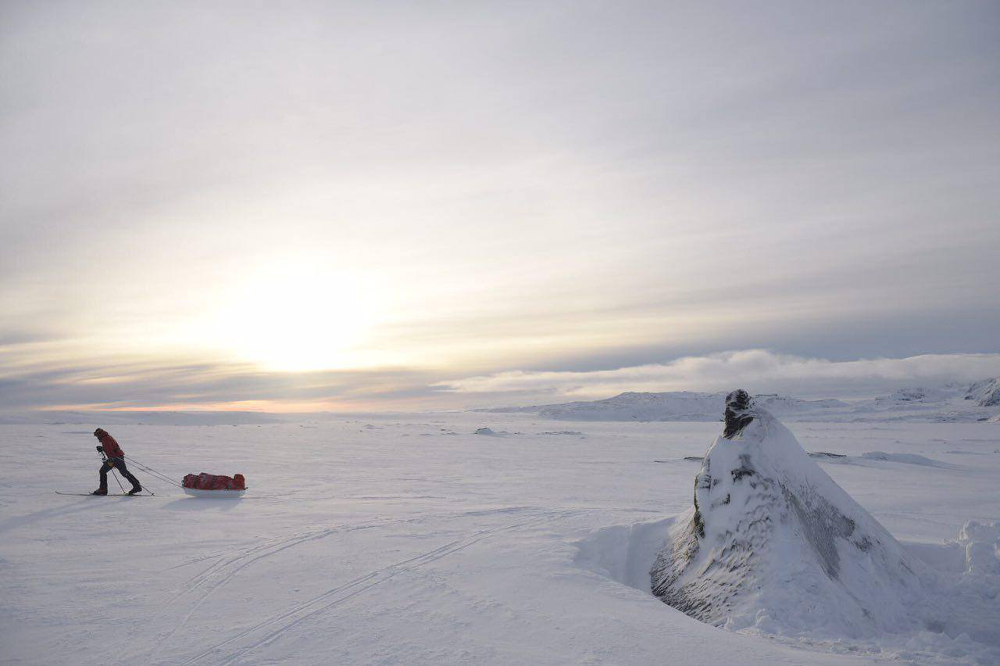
435,350,1000,402
4,349,998,412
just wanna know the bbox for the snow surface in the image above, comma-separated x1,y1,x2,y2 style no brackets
2,414,999,664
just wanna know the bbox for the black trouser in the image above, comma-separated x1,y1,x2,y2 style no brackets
99,457,141,492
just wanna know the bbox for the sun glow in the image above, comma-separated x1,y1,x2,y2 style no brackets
216,263,383,372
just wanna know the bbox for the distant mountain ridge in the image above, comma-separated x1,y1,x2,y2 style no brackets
480,378,1000,423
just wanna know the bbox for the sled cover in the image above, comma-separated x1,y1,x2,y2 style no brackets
182,472,246,490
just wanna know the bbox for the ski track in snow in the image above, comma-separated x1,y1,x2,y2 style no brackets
177,511,572,665
147,507,560,652
149,522,384,652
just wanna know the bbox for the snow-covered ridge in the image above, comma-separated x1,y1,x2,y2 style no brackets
481,378,1000,423
966,378,1000,407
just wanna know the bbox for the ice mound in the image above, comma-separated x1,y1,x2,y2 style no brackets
473,427,511,436
859,451,950,467
958,521,1000,577
650,390,929,639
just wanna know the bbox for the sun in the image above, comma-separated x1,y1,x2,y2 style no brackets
218,263,381,372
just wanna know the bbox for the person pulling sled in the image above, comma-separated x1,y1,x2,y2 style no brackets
92,428,142,495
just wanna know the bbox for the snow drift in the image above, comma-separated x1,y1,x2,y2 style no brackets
649,390,1000,646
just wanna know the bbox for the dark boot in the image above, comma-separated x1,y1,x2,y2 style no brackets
117,463,142,496
123,471,142,495
92,489,108,495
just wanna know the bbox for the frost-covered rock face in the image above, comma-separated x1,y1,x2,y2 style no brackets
650,390,928,638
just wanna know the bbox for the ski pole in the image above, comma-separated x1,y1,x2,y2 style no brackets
111,469,127,494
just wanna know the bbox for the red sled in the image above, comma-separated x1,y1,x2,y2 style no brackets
182,472,247,497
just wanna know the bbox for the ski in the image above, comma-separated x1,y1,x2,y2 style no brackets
55,490,156,497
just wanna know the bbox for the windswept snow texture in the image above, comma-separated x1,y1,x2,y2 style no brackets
648,397,1000,661
484,379,1000,423
2,413,999,664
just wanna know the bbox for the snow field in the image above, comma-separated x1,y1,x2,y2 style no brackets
1,414,998,664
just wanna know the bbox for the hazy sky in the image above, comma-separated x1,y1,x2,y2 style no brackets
2,1,999,411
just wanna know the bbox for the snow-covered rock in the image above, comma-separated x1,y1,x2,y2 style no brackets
876,386,951,404
958,520,1000,577
474,426,513,436
650,390,929,638
966,378,1000,407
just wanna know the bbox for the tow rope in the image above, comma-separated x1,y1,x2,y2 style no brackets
123,455,184,491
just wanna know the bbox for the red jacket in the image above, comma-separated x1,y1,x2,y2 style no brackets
95,430,124,458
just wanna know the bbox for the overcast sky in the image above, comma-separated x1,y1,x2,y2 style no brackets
2,1,998,411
